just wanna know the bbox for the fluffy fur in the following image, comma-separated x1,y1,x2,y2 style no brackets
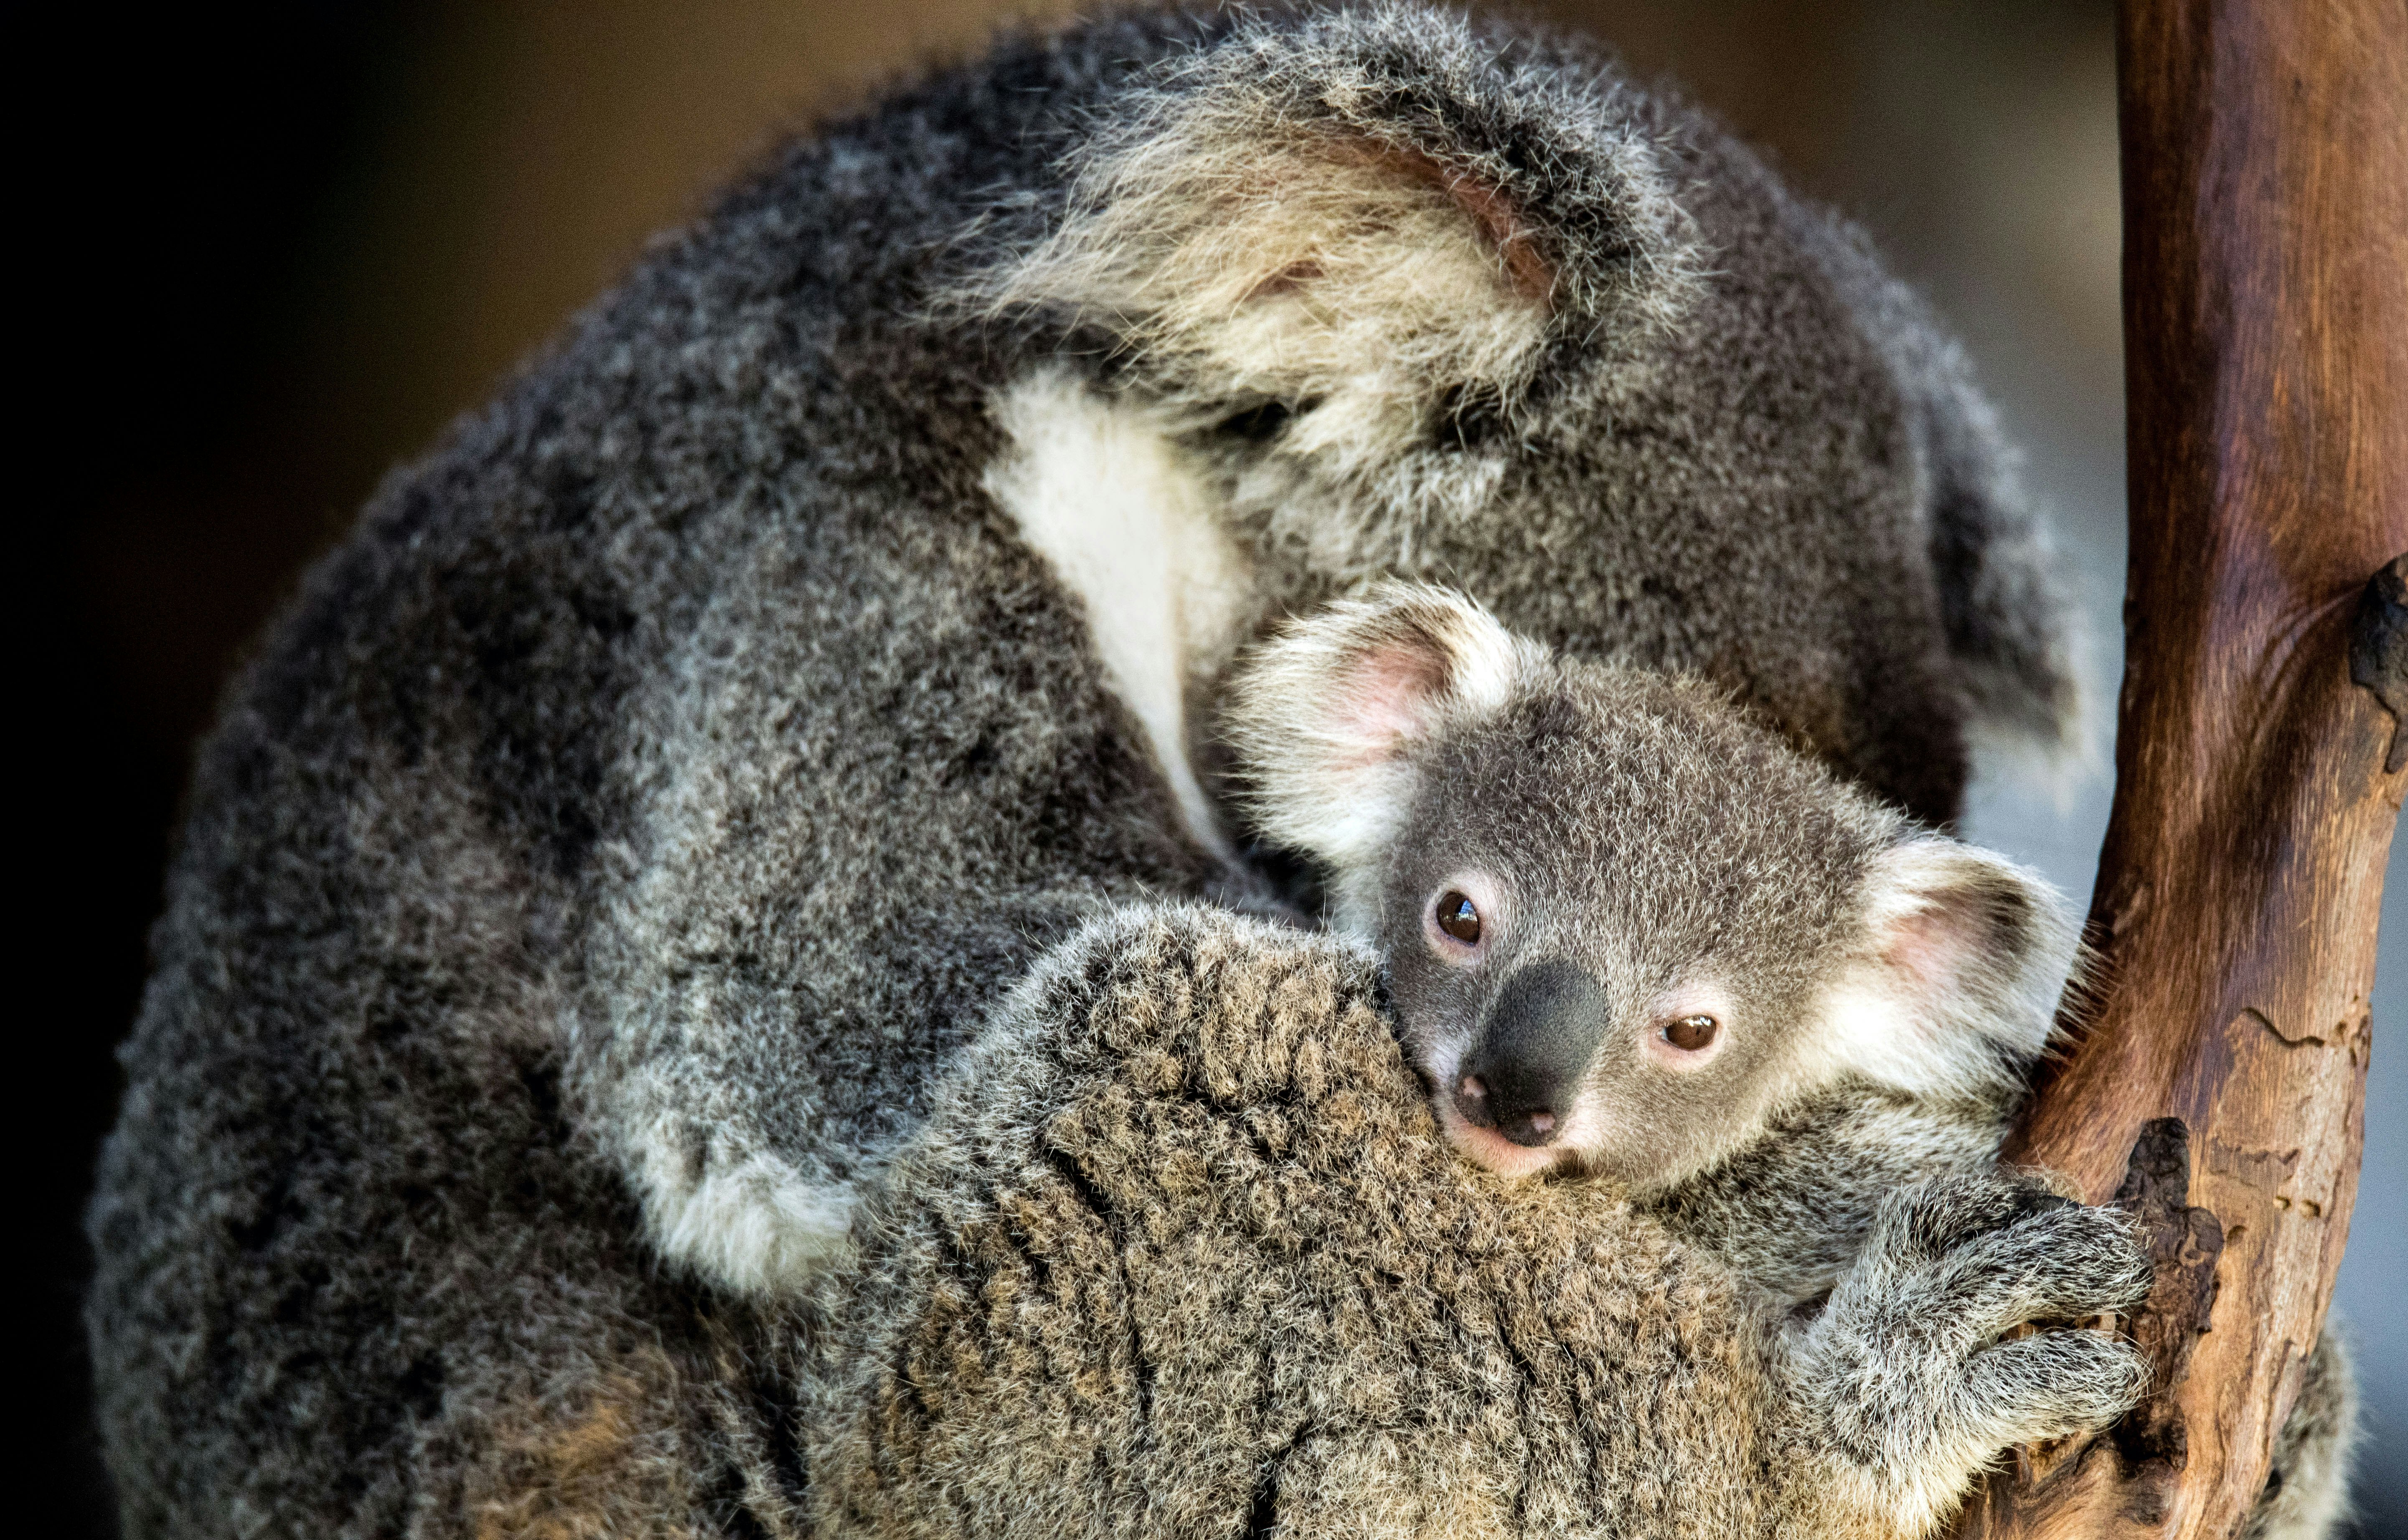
1222,583,1538,905
85,5,2341,1535
800,908,2151,1540
2240,1330,2362,1540
982,369,1257,858
971,17,1701,482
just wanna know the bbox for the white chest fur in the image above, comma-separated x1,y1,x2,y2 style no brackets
983,372,1257,861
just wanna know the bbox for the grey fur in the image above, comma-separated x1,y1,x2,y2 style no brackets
88,5,2333,1535
1212,586,2355,1531
1221,582,2077,1190
803,907,2149,1540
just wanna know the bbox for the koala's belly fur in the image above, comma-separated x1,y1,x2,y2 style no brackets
982,370,1260,864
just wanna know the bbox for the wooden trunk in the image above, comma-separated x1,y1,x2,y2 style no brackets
1951,2,2406,1536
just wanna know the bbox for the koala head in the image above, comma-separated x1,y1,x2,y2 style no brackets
1223,584,2082,1189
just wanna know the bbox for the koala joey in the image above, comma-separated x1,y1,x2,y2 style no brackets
1227,583,2074,1268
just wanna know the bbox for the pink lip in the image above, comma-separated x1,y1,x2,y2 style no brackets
1436,1104,1565,1179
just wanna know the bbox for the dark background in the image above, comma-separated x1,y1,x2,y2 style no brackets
33,4,2400,1534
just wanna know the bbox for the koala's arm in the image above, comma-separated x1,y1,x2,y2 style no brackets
564,505,1230,1299
1638,1087,2014,1306
800,904,2153,1540
1772,1172,2154,1533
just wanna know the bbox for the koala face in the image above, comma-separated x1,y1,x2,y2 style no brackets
1370,685,1883,1184
1224,584,2080,1192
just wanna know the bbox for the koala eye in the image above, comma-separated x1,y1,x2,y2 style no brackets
1433,890,1483,945
1661,1014,1719,1052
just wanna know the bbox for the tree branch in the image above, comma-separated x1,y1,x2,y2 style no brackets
1951,3,2406,1535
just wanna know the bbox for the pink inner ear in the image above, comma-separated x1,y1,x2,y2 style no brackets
1879,904,1971,997
1437,170,1555,305
1309,136,1559,307
1329,642,1450,769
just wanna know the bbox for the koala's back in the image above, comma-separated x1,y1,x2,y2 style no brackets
1424,119,2036,818
86,19,1234,1533
87,9,2075,1534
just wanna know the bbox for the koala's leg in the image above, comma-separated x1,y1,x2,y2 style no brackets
1781,1172,2155,1537
2240,1326,2360,1540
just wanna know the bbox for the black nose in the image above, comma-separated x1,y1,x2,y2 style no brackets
1454,960,1604,1147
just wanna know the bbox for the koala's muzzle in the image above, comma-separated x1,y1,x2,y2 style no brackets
1454,961,1603,1147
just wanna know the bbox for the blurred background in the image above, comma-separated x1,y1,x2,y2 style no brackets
33,3,2398,1533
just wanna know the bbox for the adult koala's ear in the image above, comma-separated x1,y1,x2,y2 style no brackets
1819,836,2087,1103
1224,583,1536,878
977,8,1698,459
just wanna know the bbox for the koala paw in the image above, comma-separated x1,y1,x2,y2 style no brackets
1792,1171,2153,1533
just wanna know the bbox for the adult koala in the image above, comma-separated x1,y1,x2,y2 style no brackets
89,6,2193,1537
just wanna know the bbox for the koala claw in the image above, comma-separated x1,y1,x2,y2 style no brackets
1792,1172,2154,1534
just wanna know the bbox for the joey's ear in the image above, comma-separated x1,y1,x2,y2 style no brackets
970,12,1697,456
1223,583,1535,872
1822,837,2085,1101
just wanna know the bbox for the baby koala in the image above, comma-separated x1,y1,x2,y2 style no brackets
1223,582,2080,1197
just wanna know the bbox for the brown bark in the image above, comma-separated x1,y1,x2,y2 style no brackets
1950,2,2407,1537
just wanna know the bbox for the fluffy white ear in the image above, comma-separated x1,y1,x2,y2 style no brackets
1819,837,2086,1102
990,123,1554,464
965,13,1697,471
1222,583,1534,879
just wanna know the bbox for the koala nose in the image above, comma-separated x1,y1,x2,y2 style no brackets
1455,960,1604,1148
